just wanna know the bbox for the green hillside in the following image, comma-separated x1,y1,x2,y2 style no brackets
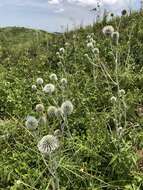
1,12,143,189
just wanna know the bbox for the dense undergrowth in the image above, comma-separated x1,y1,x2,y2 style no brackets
1,12,143,190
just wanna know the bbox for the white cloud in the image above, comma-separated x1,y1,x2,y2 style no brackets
54,7,64,13
48,0,61,5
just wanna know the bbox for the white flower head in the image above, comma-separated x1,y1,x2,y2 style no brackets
119,89,125,97
65,42,69,46
37,135,59,155
102,25,114,36
111,31,119,40
43,84,55,94
49,73,58,81
111,31,119,44
54,129,62,137
36,104,44,113
25,116,38,130
110,96,117,103
87,42,94,49
59,47,65,53
36,78,44,85
61,100,73,116
60,78,68,87
56,52,60,56
92,48,99,54
32,85,37,91
47,106,57,117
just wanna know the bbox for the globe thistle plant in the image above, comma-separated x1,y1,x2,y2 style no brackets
110,96,117,103
49,73,58,81
36,78,44,85
60,78,68,88
111,31,119,44
87,42,94,49
59,47,65,54
47,106,57,117
36,104,44,113
54,129,62,137
37,135,59,155
61,100,73,116
25,116,38,130
102,25,114,36
119,89,125,97
32,85,37,91
92,48,99,54
43,84,55,94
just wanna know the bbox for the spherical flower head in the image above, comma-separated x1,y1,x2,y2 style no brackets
65,42,69,46
56,52,60,57
110,13,114,17
121,9,127,16
16,180,21,185
36,104,44,113
92,48,99,54
117,127,123,136
87,42,94,49
37,135,59,155
110,96,117,103
61,100,73,116
102,25,114,36
119,89,125,97
32,85,37,91
47,106,57,117
111,31,119,43
43,84,55,94
36,78,44,85
54,129,62,137
25,116,38,130
55,107,63,118
60,78,68,87
49,73,58,81
59,47,65,54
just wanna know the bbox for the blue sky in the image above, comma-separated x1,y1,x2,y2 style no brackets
0,0,140,32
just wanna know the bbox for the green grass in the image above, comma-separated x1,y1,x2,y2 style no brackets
1,12,143,189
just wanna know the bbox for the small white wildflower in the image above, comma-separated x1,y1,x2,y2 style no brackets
25,116,38,130
47,106,57,117
61,100,73,116
32,85,37,91
111,31,119,44
87,34,91,39
56,52,60,56
60,78,68,87
36,104,44,113
49,73,58,81
87,42,94,49
59,47,65,53
16,180,21,185
111,31,119,40
65,42,69,46
55,107,63,118
119,89,125,97
102,25,114,36
117,127,123,136
54,129,62,137
36,78,43,85
84,54,89,59
110,96,117,103
92,48,99,54
43,84,55,94
37,135,59,155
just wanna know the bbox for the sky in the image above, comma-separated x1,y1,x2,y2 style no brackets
0,0,140,32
